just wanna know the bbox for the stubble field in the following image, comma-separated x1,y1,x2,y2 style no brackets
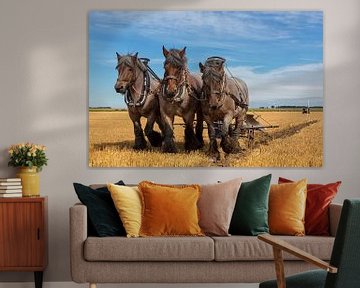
89,110,322,167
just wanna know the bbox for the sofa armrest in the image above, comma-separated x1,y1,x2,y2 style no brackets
69,203,88,283
329,203,342,237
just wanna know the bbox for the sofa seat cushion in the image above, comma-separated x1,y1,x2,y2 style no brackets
84,236,214,261
212,236,334,261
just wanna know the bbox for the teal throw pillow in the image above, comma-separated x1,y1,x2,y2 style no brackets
229,174,272,236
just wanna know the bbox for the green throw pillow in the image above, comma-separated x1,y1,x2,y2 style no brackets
229,174,272,236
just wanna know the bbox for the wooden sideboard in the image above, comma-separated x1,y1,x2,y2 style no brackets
0,197,48,288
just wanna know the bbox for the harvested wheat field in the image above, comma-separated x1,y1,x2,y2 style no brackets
89,110,322,167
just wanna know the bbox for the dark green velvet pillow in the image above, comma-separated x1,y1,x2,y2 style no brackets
73,181,126,237
229,174,272,236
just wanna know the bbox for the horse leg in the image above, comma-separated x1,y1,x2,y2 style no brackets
144,113,162,147
155,115,166,140
204,115,220,161
130,115,147,150
195,106,204,148
183,112,202,151
220,114,241,154
161,112,177,153
232,108,246,139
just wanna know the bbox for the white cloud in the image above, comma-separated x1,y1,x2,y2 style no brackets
228,63,323,106
90,11,295,44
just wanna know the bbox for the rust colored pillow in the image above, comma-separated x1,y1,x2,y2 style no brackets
269,179,307,236
279,177,341,236
138,181,204,237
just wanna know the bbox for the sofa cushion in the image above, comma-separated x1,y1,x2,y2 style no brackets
139,181,203,237
269,179,307,236
107,184,142,238
212,236,334,261
229,174,271,236
279,177,341,236
198,178,242,236
84,236,214,261
73,181,126,237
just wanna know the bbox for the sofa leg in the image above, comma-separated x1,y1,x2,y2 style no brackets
89,283,96,288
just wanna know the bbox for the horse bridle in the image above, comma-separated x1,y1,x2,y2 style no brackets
115,57,150,107
202,67,227,106
162,59,189,103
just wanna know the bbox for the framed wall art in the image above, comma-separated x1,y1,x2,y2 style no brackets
89,11,323,167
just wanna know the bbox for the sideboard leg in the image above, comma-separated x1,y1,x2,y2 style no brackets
34,271,43,288
90,283,97,288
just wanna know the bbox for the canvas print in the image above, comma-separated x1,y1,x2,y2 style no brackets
89,11,323,167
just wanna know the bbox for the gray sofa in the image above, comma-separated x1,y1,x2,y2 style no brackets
70,202,342,288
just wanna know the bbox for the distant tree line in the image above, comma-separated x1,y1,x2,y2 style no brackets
258,106,323,109
89,107,128,111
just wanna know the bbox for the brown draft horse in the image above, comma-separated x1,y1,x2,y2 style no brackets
114,52,164,150
199,57,249,161
160,46,204,153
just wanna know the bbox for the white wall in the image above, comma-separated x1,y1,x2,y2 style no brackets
0,0,359,283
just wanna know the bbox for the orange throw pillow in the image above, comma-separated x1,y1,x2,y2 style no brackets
269,179,307,236
279,177,341,235
138,181,204,237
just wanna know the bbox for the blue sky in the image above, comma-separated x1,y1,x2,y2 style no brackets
89,11,323,108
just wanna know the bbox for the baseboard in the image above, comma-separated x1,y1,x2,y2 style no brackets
0,282,259,288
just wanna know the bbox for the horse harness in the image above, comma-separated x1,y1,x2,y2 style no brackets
162,68,193,104
203,57,248,109
162,52,199,104
116,57,155,107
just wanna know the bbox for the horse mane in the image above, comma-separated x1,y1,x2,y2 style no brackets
202,65,224,82
165,49,187,68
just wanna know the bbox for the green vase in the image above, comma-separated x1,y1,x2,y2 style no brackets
16,167,40,197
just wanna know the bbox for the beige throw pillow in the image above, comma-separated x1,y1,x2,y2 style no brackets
198,178,242,236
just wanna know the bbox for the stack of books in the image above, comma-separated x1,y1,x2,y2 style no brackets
0,178,22,197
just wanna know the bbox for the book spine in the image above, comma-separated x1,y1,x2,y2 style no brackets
0,178,21,182
0,183,22,186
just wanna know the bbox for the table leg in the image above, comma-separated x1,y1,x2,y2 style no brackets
34,271,43,288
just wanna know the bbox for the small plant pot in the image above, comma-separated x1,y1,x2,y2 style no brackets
16,167,40,197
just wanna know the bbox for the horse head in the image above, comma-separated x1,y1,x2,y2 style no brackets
114,52,139,94
199,60,226,110
162,46,187,97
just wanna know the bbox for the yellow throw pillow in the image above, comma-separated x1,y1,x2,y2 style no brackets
138,181,204,237
269,179,307,236
107,183,142,238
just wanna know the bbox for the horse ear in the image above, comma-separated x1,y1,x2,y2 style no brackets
179,47,187,58
199,62,205,73
116,52,122,60
162,46,169,57
132,52,138,64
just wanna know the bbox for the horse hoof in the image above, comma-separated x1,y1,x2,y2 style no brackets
133,142,147,150
147,131,163,147
162,147,178,153
185,139,203,151
221,137,240,154
162,144,177,153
